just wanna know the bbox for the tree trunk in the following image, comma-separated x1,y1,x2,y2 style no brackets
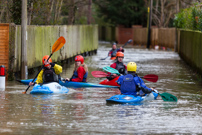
54,0,59,22
47,0,54,24
160,0,164,28
6,1,11,23
68,0,75,25
54,0,63,22
58,0,63,20
0,4,5,23
176,0,179,13
87,0,92,24
155,0,159,15
27,2,33,25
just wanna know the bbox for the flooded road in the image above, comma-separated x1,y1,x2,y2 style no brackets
1,43,202,134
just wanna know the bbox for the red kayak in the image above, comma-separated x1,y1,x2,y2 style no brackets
110,57,116,60
99,77,120,86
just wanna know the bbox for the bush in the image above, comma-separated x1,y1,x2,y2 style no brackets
174,2,202,31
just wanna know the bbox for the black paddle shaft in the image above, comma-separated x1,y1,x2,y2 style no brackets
122,39,132,48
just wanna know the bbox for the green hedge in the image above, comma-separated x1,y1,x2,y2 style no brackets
174,2,202,31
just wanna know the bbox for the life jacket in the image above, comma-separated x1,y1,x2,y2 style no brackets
42,67,59,83
131,73,152,96
120,74,137,95
71,70,88,82
115,61,126,75
111,49,117,57
133,76,145,96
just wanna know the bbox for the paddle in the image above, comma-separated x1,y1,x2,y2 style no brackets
141,74,158,83
91,71,108,78
102,66,158,82
153,90,178,102
22,36,66,94
100,56,109,60
92,70,158,82
103,66,120,75
100,39,132,60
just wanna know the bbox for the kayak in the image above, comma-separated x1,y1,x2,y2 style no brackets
30,82,69,94
110,57,116,60
106,91,158,104
99,77,120,86
18,79,118,88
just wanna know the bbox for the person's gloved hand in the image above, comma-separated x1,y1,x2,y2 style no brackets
112,74,118,78
44,59,50,66
29,82,36,86
50,63,55,67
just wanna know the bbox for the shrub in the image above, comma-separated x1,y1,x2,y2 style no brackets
174,2,202,31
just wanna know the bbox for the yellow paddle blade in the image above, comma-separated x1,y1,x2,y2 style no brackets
52,36,66,53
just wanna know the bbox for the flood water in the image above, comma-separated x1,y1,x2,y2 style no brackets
1,42,202,134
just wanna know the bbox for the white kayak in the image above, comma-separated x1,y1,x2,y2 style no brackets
30,82,69,94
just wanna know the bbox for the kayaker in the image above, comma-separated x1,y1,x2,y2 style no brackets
29,55,62,86
108,42,124,58
107,52,127,80
65,55,88,82
117,62,154,96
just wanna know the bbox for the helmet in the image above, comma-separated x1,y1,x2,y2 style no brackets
112,42,117,46
127,62,137,72
116,52,124,58
42,55,52,67
75,55,84,64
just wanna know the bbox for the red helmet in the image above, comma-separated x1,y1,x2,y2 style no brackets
116,52,124,58
75,55,84,64
42,55,52,67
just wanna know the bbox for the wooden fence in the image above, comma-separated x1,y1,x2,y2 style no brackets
133,27,176,49
9,24,98,72
99,26,177,49
0,24,9,74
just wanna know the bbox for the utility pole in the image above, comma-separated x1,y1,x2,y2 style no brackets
175,0,180,52
147,0,153,49
87,0,92,24
21,0,28,79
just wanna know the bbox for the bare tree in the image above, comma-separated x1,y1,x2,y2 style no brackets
67,0,75,24
53,0,63,23
65,0,89,25
46,0,54,24
27,1,33,25
0,1,6,22
0,0,13,23
152,0,197,27
87,0,92,24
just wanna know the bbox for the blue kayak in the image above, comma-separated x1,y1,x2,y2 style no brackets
30,82,69,94
18,79,118,88
106,91,158,104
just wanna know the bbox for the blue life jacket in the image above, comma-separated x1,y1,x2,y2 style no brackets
133,76,145,96
119,74,137,95
71,70,88,82
118,73,152,96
